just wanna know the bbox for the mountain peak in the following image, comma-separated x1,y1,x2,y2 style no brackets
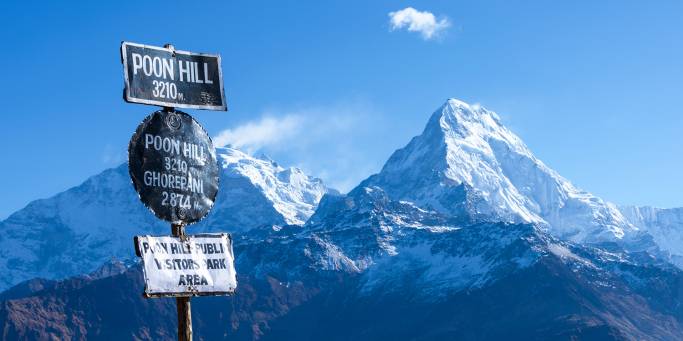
362,98,636,244
440,98,501,127
429,99,528,156
213,146,330,226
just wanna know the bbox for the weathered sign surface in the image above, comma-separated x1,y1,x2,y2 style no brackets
135,234,237,297
121,42,227,111
128,110,219,224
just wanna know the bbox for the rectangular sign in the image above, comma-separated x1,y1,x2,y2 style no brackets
121,41,227,111
134,233,237,297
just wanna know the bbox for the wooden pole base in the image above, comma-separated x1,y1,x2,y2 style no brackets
172,222,192,341
176,296,192,341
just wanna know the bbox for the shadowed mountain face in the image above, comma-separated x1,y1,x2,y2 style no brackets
1,212,682,340
1,99,682,340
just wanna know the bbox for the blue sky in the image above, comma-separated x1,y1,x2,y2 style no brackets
0,0,681,218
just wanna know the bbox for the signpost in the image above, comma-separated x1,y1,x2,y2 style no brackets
122,42,231,341
135,234,237,297
121,42,227,111
128,109,219,224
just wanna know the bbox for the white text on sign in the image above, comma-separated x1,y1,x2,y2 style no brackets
136,234,237,296
131,54,213,101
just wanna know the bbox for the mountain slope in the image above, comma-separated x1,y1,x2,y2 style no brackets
0,147,330,291
202,147,332,230
2,187,682,340
362,99,636,244
1,98,682,340
621,206,683,259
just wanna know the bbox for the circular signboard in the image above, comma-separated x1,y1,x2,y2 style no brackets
128,110,219,224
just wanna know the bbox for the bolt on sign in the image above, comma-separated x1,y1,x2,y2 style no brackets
121,42,227,111
135,234,237,297
128,109,219,224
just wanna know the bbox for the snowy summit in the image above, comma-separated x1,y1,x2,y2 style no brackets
363,99,636,243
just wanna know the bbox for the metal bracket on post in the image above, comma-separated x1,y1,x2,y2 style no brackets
164,43,176,57
172,222,186,240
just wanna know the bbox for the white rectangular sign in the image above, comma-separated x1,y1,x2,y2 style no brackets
135,233,237,297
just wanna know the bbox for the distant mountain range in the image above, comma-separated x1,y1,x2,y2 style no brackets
1,99,682,340
0,147,330,290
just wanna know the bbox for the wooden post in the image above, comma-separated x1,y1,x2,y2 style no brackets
176,296,192,341
163,44,191,339
172,222,192,341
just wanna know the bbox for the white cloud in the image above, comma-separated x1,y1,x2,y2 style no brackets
101,144,126,165
212,101,391,193
213,115,304,153
388,7,450,40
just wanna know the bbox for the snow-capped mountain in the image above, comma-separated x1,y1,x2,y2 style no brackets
203,147,332,230
3,183,683,340
621,205,683,258
303,185,549,294
0,147,330,291
362,99,636,244
2,99,682,340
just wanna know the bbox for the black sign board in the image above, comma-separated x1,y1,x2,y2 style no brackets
128,110,219,224
121,42,227,111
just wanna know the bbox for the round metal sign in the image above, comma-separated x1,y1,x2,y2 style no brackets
128,110,219,224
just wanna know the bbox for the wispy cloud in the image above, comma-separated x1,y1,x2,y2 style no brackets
213,115,304,153
388,7,450,40
212,101,390,193
101,144,126,166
